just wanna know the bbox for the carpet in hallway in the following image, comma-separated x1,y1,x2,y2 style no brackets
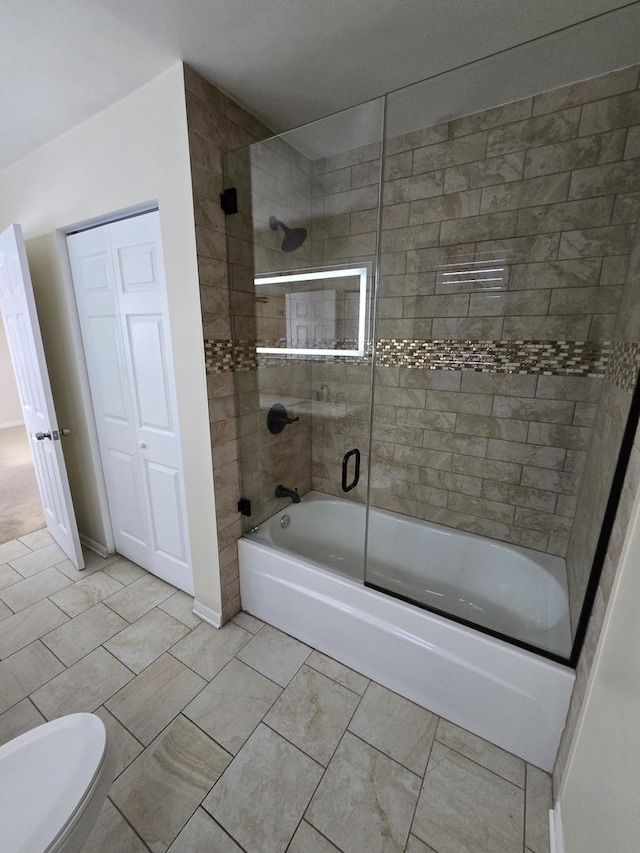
0,425,45,544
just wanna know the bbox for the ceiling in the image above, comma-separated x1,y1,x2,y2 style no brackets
1,0,639,170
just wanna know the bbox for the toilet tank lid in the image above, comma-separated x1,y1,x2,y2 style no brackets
0,712,107,852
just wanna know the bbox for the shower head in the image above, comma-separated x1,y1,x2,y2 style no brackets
269,216,308,253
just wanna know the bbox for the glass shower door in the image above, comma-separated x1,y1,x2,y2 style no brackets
364,52,640,664
224,99,384,582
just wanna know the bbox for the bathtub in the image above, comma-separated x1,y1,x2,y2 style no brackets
238,491,575,770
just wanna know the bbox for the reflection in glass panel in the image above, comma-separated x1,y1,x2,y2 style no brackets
255,267,368,355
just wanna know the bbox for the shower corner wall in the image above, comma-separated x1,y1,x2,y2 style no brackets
554,219,640,787
183,64,273,622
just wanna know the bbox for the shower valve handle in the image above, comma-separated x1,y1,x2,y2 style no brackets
267,403,299,434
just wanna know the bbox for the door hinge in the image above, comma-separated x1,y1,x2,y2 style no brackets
220,187,238,215
238,497,252,517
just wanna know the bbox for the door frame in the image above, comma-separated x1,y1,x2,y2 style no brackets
55,201,159,557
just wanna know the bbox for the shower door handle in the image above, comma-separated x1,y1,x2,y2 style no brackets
342,448,361,493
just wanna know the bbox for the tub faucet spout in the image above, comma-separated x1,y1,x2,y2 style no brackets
275,484,300,504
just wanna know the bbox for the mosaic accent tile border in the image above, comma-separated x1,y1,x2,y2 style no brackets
204,339,257,373
375,339,611,376
606,342,640,393
204,337,640,388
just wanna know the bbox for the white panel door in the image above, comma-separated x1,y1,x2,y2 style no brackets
67,212,192,592
286,290,336,347
0,224,83,566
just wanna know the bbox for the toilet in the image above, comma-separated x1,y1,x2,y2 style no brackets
0,713,114,853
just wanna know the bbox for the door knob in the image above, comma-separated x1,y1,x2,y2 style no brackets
139,442,147,449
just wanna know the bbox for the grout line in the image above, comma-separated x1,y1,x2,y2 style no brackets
432,732,526,790
345,728,424,783
198,807,251,853
107,796,154,852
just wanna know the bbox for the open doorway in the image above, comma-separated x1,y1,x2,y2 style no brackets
0,319,45,543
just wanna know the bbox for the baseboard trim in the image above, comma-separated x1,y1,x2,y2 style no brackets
193,599,223,628
79,534,109,558
0,420,24,429
550,802,565,853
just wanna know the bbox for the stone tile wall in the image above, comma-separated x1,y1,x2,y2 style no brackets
553,224,640,787
184,65,272,620
554,416,640,791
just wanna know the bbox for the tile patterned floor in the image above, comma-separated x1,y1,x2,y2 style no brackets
0,530,552,853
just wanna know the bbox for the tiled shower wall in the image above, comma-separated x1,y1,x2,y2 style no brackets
555,227,640,784
184,65,272,620
310,64,640,563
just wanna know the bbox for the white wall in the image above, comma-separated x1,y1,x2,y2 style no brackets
0,320,23,426
0,63,223,616
557,486,640,851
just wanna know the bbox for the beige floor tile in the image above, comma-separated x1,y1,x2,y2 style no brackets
30,647,133,720
0,697,45,746
0,641,64,713
106,653,205,745
266,665,360,765
167,808,243,852
50,571,124,618
525,764,552,853
306,650,369,695
406,836,438,853
203,723,322,853
81,548,120,572
0,563,22,590
158,590,201,628
105,608,190,673
412,741,524,853
41,602,127,666
8,543,66,577
0,598,67,658
236,624,311,687
82,798,148,853
18,529,54,550
103,556,147,585
307,731,421,853
288,820,341,852
171,621,251,680
0,540,30,564
231,611,264,634
349,682,438,776
0,566,71,612
0,600,11,620
55,555,111,583
436,718,526,787
94,706,143,779
111,715,231,852
184,657,281,754
104,574,175,622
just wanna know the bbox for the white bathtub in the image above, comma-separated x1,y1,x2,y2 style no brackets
238,491,575,770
